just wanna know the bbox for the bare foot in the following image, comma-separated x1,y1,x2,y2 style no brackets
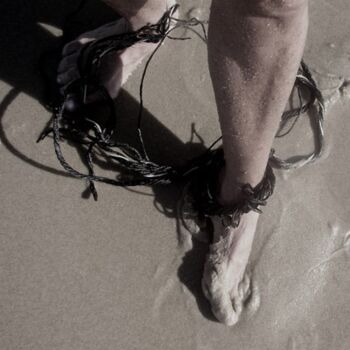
202,211,259,326
57,18,158,109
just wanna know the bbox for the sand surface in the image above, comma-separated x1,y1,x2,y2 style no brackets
1,0,350,349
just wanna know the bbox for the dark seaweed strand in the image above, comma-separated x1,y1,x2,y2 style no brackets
184,148,276,228
270,61,325,170
39,4,324,201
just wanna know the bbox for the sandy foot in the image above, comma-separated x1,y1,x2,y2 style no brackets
202,211,259,326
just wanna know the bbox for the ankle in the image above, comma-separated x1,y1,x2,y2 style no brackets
217,165,265,207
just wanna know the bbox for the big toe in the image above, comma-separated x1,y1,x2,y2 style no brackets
205,283,239,326
202,274,240,326
238,271,252,302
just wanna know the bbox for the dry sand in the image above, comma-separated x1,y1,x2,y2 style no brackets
1,0,350,349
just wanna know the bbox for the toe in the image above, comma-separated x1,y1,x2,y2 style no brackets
210,288,239,326
62,40,83,56
57,53,79,73
232,296,243,317
202,272,240,326
238,272,252,302
57,67,80,86
201,277,211,300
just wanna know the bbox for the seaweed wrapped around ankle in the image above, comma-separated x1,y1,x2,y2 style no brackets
188,149,276,228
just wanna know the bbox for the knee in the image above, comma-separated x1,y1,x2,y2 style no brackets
242,0,308,17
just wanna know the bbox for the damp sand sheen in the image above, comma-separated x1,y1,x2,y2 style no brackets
1,0,350,349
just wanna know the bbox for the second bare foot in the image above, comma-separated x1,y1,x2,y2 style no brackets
57,19,158,110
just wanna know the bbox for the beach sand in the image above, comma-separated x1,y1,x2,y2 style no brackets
1,0,350,349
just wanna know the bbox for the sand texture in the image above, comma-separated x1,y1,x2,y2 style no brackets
1,0,350,349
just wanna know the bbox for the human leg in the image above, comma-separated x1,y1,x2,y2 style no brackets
202,0,309,325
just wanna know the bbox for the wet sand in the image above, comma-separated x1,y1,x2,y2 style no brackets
1,0,350,349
